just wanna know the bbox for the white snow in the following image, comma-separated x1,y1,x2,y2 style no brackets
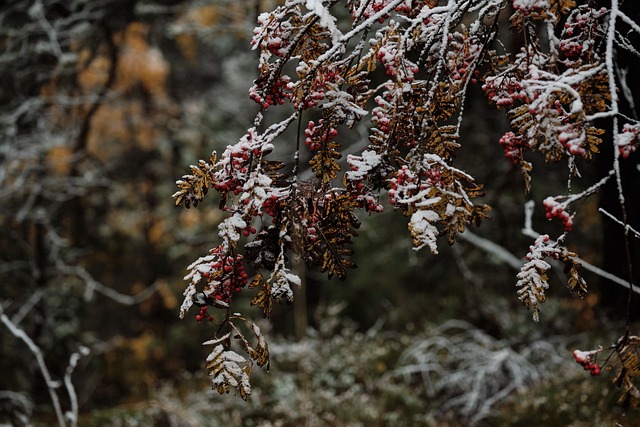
305,0,343,45
409,209,440,253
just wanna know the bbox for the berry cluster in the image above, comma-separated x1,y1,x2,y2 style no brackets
499,131,526,164
195,306,214,323
376,43,418,82
372,96,392,134
560,7,607,62
213,131,266,199
358,194,384,213
203,253,250,305
482,75,527,108
304,216,318,243
388,165,415,206
526,94,589,157
350,0,411,23
346,175,383,213
304,120,338,151
344,151,385,214
557,126,585,156
392,0,411,14
289,195,321,242
538,97,583,127
423,167,441,184
306,225,317,242
242,224,257,237
296,88,324,111
559,38,586,59
573,349,601,376
389,164,442,208
249,74,293,110
521,86,591,158
446,33,482,85
214,177,242,197
261,195,281,218
293,69,339,111
512,0,547,16
252,12,294,58
543,197,573,232
618,123,640,159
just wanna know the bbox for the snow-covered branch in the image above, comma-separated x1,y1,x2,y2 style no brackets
0,305,89,427
174,0,640,404
600,208,640,239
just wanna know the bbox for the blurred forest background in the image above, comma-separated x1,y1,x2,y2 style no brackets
1,0,638,426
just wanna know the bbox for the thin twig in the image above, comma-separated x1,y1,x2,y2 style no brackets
599,207,640,239
0,308,66,427
460,229,640,296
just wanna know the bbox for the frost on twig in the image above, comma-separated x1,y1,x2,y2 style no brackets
600,207,640,240
0,306,89,427
392,320,567,425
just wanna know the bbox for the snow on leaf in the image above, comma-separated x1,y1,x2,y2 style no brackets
515,233,588,323
218,212,247,246
345,150,382,182
618,123,640,159
205,345,252,400
323,89,368,127
179,252,219,318
203,332,231,348
269,253,301,303
174,0,631,405
512,0,549,13
179,283,197,319
409,209,440,254
304,0,343,45
516,234,555,323
241,319,270,368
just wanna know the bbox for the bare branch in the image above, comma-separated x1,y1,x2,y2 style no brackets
0,307,66,427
